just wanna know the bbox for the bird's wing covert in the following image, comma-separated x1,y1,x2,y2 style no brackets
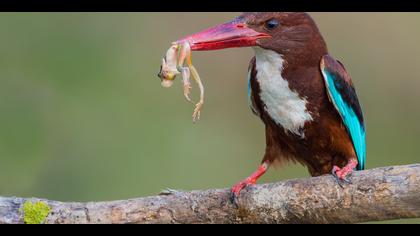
320,55,366,170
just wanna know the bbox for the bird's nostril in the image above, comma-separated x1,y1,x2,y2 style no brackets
236,23,245,28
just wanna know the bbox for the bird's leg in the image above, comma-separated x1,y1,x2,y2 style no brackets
332,159,358,186
230,161,270,206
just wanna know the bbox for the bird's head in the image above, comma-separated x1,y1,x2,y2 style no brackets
176,12,327,62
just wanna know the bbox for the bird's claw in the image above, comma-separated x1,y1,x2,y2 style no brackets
229,163,269,206
332,166,353,188
229,191,239,207
229,179,255,207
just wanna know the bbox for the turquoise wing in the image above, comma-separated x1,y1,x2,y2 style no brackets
320,55,366,170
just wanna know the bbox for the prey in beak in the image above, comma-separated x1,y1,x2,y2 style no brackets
157,17,270,122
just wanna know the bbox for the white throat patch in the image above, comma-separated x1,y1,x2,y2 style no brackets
253,47,313,137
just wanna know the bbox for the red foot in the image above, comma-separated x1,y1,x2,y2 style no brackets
230,162,269,205
230,178,256,199
332,159,358,185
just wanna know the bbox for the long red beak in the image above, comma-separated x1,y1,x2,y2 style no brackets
175,18,271,51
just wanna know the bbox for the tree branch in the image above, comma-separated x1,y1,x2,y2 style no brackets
1,164,420,224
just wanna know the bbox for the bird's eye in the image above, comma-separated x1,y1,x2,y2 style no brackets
265,18,279,30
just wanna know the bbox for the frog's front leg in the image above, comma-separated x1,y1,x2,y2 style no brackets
176,42,193,103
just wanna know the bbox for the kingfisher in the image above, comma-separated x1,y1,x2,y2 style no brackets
175,12,366,203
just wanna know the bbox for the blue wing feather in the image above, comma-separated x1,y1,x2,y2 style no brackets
321,55,366,170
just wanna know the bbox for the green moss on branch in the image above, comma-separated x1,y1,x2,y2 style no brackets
22,201,51,224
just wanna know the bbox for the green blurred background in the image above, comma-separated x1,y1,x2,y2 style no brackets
0,13,419,223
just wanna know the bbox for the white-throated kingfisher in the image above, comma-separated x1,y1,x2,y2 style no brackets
175,12,366,204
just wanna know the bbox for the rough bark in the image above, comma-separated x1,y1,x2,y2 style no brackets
1,164,420,224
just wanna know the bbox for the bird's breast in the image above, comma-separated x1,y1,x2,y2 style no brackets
253,47,313,138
